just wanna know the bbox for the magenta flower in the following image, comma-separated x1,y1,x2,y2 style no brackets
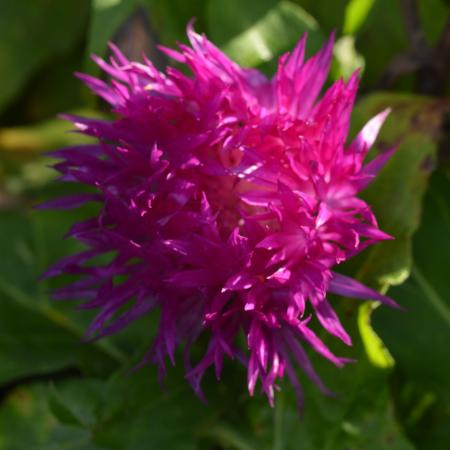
42,24,398,407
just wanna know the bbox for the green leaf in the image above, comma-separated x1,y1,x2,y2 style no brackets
0,110,104,196
0,209,126,385
349,93,447,291
49,379,105,428
86,0,208,74
0,356,415,450
332,35,365,80
347,93,445,371
0,0,90,113
0,383,102,450
418,0,450,45
343,0,376,35
351,1,408,89
373,170,450,448
0,367,232,450
143,0,209,45
349,0,449,90
358,302,394,369
234,340,414,449
291,0,349,33
0,110,100,154
207,0,324,69
92,369,209,449
200,308,413,450
86,0,140,73
207,0,278,46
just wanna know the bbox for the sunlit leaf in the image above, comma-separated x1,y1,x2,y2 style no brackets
0,110,100,154
207,0,324,69
344,0,376,35
332,35,365,80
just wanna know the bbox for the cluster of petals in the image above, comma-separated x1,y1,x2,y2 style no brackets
43,24,398,407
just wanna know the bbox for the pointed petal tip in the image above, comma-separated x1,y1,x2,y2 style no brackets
322,386,336,398
58,112,72,121
32,201,46,211
342,333,353,346
325,29,336,47
90,53,104,65
381,106,392,116
329,272,401,309
340,357,357,365
319,31,336,63
73,71,85,80
107,41,120,53
382,296,404,311
186,17,198,37
364,144,398,176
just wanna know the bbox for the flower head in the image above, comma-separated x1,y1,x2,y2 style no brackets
43,24,398,407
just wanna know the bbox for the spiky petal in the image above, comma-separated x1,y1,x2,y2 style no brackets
43,25,398,407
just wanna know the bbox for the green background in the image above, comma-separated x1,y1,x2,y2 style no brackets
0,0,449,449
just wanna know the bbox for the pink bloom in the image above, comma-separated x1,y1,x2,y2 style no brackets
42,24,398,407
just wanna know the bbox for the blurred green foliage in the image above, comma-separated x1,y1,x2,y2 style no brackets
0,0,449,449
